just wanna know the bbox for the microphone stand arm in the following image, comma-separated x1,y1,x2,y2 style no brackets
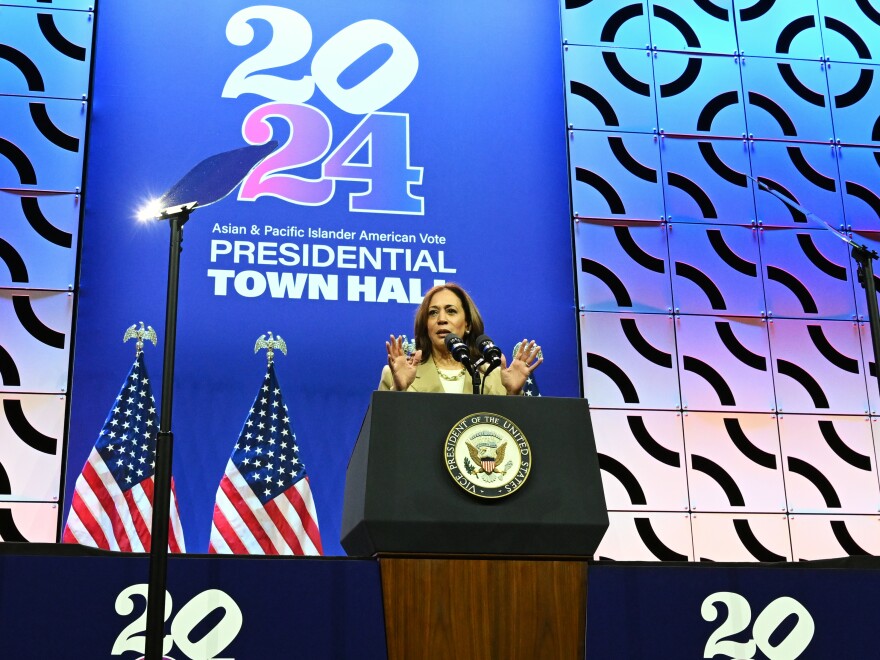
470,358,484,395
749,174,880,399
852,245,880,398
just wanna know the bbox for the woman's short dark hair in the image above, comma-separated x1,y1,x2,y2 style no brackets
413,283,485,363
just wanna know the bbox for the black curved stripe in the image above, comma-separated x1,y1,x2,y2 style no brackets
653,5,701,47
724,418,776,469
575,168,626,214
29,103,80,152
807,325,859,374
608,137,657,182
777,359,830,408
12,296,65,349
683,356,736,405
0,138,38,185
834,69,873,109
748,92,797,136
707,230,757,276
0,510,27,542
796,234,848,281
620,318,673,367
586,353,640,403
600,4,644,43
581,258,633,307
614,226,665,273
3,399,57,454
857,0,880,26
37,13,87,61
0,461,10,494
787,147,836,191
692,454,746,505
766,266,818,313
818,420,871,471
570,81,620,126
0,238,29,282
602,51,651,97
697,91,739,132
739,0,775,21
698,142,748,187
675,262,726,309
0,344,22,386
873,115,880,142
787,456,841,506
694,0,729,21
777,63,825,107
830,520,870,555
660,58,702,98
21,197,73,248
845,181,880,219
598,453,647,504
824,16,871,59
627,415,680,467
634,518,689,561
732,519,787,561
668,172,717,218
716,322,767,371
565,0,593,8
776,15,816,55
758,178,808,223
0,45,45,92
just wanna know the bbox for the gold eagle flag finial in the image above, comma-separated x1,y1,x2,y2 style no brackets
254,331,288,364
122,322,157,354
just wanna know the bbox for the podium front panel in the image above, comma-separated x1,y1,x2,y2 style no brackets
341,391,608,556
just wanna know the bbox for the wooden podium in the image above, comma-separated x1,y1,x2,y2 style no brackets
379,555,588,659
341,392,607,659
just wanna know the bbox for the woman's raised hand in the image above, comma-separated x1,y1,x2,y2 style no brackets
499,339,543,395
386,334,422,391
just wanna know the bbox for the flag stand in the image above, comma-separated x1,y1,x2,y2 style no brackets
139,142,277,660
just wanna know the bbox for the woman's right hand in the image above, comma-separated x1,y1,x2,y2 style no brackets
386,335,422,391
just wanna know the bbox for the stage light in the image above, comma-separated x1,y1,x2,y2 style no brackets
137,198,163,221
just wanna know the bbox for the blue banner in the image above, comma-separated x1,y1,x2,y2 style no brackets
0,550,385,658
587,563,880,658
68,1,575,554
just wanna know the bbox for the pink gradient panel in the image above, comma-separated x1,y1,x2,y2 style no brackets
691,513,792,562
683,412,786,513
590,409,688,511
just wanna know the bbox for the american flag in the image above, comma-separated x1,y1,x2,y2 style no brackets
208,363,322,555
63,352,186,552
522,373,541,397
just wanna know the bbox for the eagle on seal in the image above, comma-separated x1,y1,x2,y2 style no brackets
466,440,507,475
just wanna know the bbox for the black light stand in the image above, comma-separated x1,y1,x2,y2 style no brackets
752,175,880,399
144,203,193,660
139,142,277,660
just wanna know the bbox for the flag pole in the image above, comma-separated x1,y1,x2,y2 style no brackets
145,203,192,660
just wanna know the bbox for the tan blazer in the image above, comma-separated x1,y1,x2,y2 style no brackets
379,353,509,395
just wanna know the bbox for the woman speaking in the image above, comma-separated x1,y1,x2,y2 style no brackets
379,283,542,394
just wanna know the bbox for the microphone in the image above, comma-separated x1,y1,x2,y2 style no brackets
475,334,502,370
444,333,472,368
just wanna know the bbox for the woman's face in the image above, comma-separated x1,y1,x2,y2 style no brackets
426,288,469,355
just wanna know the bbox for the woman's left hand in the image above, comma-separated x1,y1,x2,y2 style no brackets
500,339,543,395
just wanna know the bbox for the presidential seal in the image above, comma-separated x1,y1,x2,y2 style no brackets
444,412,531,498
